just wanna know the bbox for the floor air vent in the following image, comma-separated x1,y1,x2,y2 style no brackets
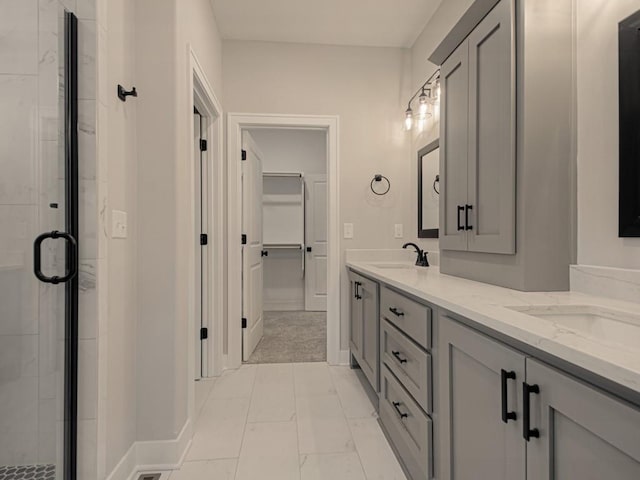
137,475,162,480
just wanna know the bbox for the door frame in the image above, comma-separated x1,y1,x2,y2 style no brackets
227,113,340,367
186,45,225,399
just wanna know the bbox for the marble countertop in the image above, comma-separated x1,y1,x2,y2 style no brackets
347,260,640,400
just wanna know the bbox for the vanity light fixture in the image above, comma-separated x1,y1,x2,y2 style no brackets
403,69,441,131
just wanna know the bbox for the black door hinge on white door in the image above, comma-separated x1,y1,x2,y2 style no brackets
200,327,208,340
242,318,247,329
241,234,247,245
241,149,247,161
200,233,208,245
199,139,208,152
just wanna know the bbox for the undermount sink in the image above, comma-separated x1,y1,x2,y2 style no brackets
370,263,417,270
507,305,640,351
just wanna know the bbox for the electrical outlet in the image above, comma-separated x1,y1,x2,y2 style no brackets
112,210,128,239
394,224,404,239
344,223,354,239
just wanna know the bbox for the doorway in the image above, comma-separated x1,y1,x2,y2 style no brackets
227,114,340,369
188,49,225,422
241,129,328,364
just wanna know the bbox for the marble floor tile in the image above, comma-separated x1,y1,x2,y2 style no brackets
235,421,300,480
169,459,237,480
329,366,377,419
348,418,408,480
210,365,257,399
293,362,336,397
299,452,366,480
296,394,355,455
248,363,296,423
186,396,250,461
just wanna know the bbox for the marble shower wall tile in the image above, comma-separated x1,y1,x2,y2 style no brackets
571,264,640,305
0,0,39,75
78,18,96,100
0,75,38,206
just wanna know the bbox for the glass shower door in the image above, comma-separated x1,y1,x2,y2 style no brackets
0,4,78,480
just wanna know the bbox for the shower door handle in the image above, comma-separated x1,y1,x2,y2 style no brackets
34,230,78,284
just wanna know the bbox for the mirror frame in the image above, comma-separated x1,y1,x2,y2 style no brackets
418,139,439,239
619,10,640,237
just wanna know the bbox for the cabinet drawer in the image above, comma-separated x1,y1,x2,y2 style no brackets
381,286,432,349
382,320,432,413
380,366,432,480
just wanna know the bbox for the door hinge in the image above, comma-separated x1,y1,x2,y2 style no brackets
241,149,247,161
200,233,208,246
200,327,208,340
199,139,208,152
241,234,247,245
242,318,247,329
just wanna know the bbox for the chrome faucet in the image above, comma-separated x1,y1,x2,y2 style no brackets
403,243,430,267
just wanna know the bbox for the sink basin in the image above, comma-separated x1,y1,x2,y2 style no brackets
370,263,417,270
507,305,640,351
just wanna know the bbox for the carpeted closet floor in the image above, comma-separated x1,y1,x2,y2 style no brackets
246,311,327,364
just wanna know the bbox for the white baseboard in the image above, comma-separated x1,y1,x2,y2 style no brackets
106,419,192,480
337,349,350,366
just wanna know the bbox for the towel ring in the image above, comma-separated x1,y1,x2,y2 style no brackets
371,174,391,196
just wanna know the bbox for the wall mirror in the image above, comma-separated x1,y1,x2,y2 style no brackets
418,139,440,238
619,9,640,237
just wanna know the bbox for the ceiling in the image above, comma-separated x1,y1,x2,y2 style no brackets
210,0,444,48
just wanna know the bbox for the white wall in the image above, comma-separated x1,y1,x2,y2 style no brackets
223,41,412,348
101,0,139,474
249,129,327,174
576,0,640,270
248,129,327,311
135,0,224,446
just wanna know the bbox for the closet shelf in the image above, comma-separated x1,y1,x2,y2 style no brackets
263,172,303,178
264,243,304,250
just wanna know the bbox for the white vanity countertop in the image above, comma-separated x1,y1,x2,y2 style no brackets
347,261,640,399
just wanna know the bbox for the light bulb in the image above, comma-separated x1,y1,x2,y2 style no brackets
418,90,429,116
434,79,441,103
404,107,413,131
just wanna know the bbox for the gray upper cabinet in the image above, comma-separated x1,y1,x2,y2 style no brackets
440,39,469,252
348,271,380,392
440,0,516,255
526,359,640,480
438,315,526,480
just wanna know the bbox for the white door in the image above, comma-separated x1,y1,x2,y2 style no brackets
305,175,328,311
242,133,264,361
194,109,209,377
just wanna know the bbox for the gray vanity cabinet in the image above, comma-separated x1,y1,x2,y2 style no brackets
440,0,516,255
349,271,380,391
526,359,640,480
439,315,640,480
438,315,526,480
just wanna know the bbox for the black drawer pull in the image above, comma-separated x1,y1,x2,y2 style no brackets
523,382,540,441
392,351,408,364
354,281,362,300
389,307,404,317
392,401,408,419
457,205,465,231
501,369,517,423
465,204,473,230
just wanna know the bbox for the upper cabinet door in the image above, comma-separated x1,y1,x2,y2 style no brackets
467,0,516,254
440,39,470,252
526,359,640,480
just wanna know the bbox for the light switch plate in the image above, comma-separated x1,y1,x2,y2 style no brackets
344,223,354,239
112,210,128,239
394,224,404,239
